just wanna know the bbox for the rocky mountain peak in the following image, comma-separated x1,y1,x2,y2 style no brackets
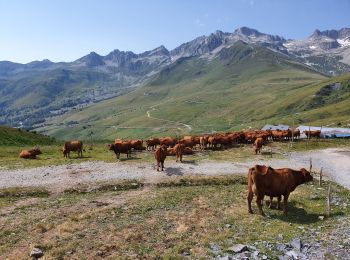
310,28,350,39
234,26,263,37
77,51,105,67
140,45,170,57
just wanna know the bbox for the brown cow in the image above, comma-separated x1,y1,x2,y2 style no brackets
166,147,176,156
109,141,131,159
19,147,42,159
199,136,209,150
146,138,160,150
174,143,185,162
130,139,144,151
292,129,300,140
160,137,177,147
254,137,263,155
179,139,195,149
304,130,321,139
247,165,313,216
63,141,83,158
155,145,167,171
183,147,194,155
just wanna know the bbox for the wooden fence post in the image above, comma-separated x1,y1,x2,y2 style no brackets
309,158,312,173
326,184,331,217
319,167,323,186
270,147,273,158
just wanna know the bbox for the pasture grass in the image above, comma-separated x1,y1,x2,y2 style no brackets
0,176,349,258
0,139,349,170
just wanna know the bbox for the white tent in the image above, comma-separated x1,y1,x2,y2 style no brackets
297,125,350,138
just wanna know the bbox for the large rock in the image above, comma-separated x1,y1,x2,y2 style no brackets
30,248,43,258
291,238,302,252
227,244,249,253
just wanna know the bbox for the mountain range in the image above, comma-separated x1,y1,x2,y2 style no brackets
1,26,350,137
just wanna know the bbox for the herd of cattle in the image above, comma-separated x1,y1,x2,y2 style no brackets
16,129,322,216
18,129,322,161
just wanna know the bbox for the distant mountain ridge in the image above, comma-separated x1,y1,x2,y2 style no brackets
1,26,350,129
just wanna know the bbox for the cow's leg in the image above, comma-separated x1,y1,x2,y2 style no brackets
161,160,164,171
268,196,274,209
256,194,265,216
180,154,182,162
247,191,254,214
283,194,289,215
277,196,282,210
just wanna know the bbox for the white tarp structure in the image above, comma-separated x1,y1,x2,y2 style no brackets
297,125,350,138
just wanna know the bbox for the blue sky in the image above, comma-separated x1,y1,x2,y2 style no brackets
1,0,349,63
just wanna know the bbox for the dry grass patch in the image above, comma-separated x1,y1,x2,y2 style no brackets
0,176,349,258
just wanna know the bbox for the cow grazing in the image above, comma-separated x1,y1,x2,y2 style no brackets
254,137,263,155
174,143,185,162
63,141,83,158
292,129,300,140
109,142,131,159
179,136,195,149
160,137,177,147
304,130,321,139
130,139,144,151
146,138,160,151
247,165,313,216
19,147,42,159
155,145,167,171
183,147,194,155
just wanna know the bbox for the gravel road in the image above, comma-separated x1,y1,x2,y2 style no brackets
0,148,349,192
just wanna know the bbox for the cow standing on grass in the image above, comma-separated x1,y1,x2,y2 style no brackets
254,137,263,155
63,141,83,158
155,145,167,171
174,143,185,162
19,147,42,159
109,141,131,159
247,165,313,216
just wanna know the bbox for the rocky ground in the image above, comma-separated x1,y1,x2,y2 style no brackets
214,217,350,259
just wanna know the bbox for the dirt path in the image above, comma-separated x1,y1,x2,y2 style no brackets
146,100,192,131
1,148,349,192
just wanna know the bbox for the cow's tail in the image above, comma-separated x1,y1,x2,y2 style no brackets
247,167,255,213
247,167,254,194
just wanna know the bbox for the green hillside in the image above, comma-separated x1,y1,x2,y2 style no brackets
0,126,56,146
36,41,350,140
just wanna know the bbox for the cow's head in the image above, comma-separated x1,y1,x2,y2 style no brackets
31,147,42,155
62,148,68,157
108,144,115,151
252,165,270,175
300,168,313,183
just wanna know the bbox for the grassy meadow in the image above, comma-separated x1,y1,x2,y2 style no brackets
0,139,349,170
